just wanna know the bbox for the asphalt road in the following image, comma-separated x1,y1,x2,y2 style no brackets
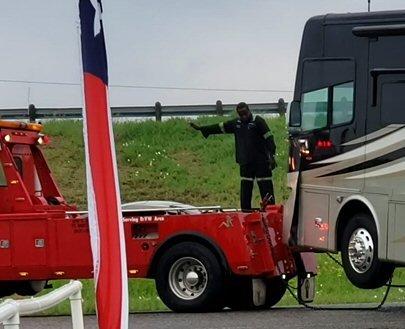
18,305,405,329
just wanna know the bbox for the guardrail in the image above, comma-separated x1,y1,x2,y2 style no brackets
0,99,287,122
0,280,84,329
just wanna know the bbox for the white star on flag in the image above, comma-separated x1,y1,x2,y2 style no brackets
90,0,102,37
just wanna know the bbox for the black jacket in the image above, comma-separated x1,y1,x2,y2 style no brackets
200,115,276,165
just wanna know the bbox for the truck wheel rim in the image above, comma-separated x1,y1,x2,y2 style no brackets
168,257,208,300
348,228,374,274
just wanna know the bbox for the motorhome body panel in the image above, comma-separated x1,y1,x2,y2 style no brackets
290,11,405,264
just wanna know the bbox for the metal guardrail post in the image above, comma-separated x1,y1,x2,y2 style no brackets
155,101,162,122
28,104,37,123
70,289,84,329
3,313,20,329
216,100,224,116
277,98,286,116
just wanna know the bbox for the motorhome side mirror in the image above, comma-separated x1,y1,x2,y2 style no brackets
289,101,301,127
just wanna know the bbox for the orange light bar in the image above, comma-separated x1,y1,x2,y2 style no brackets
0,120,43,132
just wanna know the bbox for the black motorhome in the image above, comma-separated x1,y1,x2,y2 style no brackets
288,11,405,289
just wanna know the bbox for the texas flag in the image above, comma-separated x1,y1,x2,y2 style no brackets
78,1,128,328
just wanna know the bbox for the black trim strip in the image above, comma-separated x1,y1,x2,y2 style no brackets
353,24,405,37
317,146,405,177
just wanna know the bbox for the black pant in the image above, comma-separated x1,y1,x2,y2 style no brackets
239,162,274,211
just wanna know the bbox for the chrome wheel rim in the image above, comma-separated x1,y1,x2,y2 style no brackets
168,257,208,300
348,227,374,273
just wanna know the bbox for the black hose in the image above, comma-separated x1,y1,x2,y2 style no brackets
282,252,399,311
285,275,392,311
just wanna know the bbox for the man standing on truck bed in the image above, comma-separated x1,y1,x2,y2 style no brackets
190,102,277,210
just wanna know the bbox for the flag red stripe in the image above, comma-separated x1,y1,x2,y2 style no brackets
83,72,125,327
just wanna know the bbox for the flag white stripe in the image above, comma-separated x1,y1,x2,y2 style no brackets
78,22,101,286
105,88,128,329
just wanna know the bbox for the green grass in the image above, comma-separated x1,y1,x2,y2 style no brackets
43,116,289,209
35,116,405,314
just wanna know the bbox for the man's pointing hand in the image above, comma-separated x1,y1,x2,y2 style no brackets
189,122,201,131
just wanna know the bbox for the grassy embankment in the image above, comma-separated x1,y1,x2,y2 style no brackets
34,116,404,314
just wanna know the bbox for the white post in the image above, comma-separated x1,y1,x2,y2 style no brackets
3,312,20,329
69,289,84,329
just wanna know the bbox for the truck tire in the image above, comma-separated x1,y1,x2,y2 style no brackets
0,281,16,298
155,242,225,312
341,213,394,289
265,277,287,307
226,276,286,310
15,280,47,296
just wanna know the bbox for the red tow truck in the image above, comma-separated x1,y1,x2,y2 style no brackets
0,120,316,312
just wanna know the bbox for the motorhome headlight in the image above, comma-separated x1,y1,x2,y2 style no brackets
4,134,11,142
37,136,44,145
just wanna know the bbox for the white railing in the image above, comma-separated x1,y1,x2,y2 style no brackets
0,280,84,329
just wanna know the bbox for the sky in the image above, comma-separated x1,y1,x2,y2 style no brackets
0,0,405,109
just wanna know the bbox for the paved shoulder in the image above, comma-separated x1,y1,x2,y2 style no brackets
21,306,405,329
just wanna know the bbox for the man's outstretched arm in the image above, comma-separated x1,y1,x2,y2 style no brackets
190,120,235,138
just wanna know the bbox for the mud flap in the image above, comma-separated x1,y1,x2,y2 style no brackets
298,275,316,303
252,278,267,307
